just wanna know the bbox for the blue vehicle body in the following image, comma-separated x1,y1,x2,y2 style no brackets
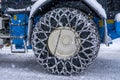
94,18,120,42
10,14,28,48
10,13,120,49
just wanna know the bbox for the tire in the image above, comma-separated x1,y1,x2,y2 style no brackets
32,8,100,75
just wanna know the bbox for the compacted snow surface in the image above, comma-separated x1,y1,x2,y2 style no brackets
0,38,120,80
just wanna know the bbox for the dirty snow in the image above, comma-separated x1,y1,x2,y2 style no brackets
0,38,120,80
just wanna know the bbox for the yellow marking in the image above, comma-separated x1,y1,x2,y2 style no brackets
99,20,103,27
107,19,114,24
99,19,114,27
14,15,17,20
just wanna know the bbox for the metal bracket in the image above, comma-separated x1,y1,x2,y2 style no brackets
10,36,27,53
104,19,112,46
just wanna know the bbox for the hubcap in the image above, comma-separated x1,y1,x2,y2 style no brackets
48,27,81,59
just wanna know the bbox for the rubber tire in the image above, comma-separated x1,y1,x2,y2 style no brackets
32,8,100,75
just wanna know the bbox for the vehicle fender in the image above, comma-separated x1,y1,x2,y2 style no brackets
27,0,107,45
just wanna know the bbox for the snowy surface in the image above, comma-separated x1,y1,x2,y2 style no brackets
0,38,120,80
84,0,107,19
7,7,31,12
115,13,120,22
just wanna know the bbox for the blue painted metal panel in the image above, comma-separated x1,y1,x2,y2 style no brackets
10,14,28,49
107,22,120,39
93,17,120,43
115,22,120,35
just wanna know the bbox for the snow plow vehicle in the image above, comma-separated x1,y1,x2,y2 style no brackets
0,0,120,75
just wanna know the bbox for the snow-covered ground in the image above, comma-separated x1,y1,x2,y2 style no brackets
0,38,120,80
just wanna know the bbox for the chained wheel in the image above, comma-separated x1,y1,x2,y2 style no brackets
32,8,100,75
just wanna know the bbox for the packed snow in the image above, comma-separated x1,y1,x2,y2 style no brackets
115,13,120,22
7,7,31,12
0,38,120,80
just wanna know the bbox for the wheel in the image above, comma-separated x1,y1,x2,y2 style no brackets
32,8,100,75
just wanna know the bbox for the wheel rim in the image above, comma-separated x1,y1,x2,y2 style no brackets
48,27,81,60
